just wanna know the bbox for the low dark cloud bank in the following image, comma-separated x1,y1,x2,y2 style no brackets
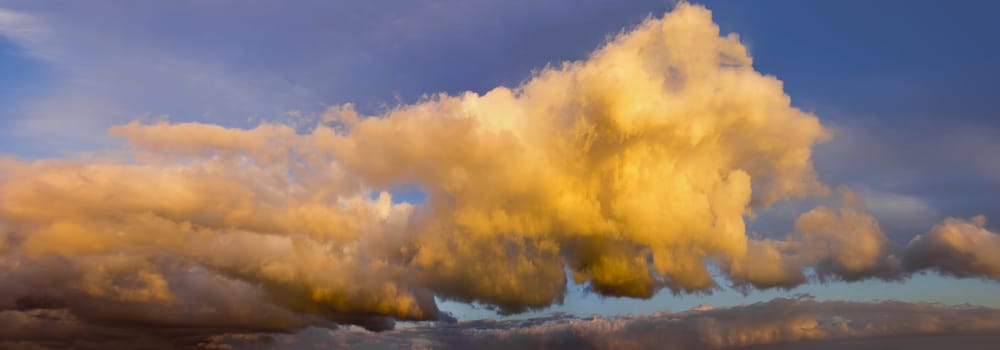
196,297,1000,350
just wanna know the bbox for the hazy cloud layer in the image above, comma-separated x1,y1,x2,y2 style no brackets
1,3,1000,347
201,297,1000,350
0,0,666,155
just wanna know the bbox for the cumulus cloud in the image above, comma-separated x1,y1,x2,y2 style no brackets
724,189,900,289
201,297,1000,350
2,2,1000,347
903,215,1000,279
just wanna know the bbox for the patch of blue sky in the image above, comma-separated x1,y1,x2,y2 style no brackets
0,36,58,157
436,268,1000,322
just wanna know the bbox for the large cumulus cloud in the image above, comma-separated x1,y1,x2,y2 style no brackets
1,3,1000,347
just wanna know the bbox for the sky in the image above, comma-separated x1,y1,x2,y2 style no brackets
1,0,1000,349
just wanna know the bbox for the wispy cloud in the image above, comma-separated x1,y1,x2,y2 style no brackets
0,7,48,57
0,0,665,155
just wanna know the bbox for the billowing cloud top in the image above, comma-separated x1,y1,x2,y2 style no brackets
2,3,1000,347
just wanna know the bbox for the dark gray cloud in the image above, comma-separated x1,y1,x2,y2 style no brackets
8,297,1000,349
195,297,1000,350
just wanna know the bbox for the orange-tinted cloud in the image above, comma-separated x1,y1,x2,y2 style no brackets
1,4,999,346
903,215,1000,278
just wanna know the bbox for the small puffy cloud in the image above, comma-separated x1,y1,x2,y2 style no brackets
723,189,899,289
903,215,1000,279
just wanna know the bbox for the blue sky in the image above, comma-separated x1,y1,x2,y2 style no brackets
2,0,1000,337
